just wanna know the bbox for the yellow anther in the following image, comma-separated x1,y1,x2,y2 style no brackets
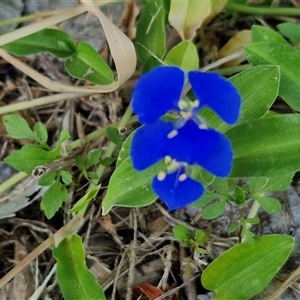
178,173,188,182
167,129,178,139
157,171,166,181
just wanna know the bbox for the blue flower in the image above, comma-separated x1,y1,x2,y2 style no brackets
130,66,241,210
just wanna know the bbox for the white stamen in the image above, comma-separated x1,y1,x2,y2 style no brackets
157,171,166,181
167,129,178,139
178,173,188,182
199,123,208,129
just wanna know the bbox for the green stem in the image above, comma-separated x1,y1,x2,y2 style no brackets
77,104,133,216
247,199,261,221
225,3,300,16
0,114,136,196
0,172,28,195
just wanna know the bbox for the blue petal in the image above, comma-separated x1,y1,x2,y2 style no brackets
163,120,220,165
152,171,204,210
188,71,241,125
130,120,174,170
132,66,185,124
199,132,234,177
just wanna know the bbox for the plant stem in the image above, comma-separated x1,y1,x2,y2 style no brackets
0,115,137,196
77,104,133,216
225,3,300,16
0,172,28,195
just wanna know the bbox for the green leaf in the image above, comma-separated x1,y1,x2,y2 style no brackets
173,224,188,242
4,145,56,174
231,185,246,205
41,181,68,219
256,196,281,214
201,234,294,300
86,149,103,169
51,130,70,156
164,41,199,71
202,65,280,132
38,173,57,186
135,1,166,63
251,25,288,44
68,185,101,214
228,223,239,233
203,201,226,220
34,122,48,144
53,235,105,300
65,42,114,85
227,114,300,177
277,22,300,44
249,173,293,195
1,28,76,58
168,0,211,40
106,127,123,147
245,217,260,224
192,190,221,208
60,170,72,185
102,157,163,214
245,42,300,111
3,114,37,141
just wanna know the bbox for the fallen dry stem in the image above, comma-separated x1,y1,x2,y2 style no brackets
0,217,84,289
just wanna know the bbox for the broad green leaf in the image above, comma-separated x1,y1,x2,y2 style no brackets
2,28,76,58
203,201,226,220
249,173,293,195
4,145,56,174
68,185,101,214
173,224,188,242
256,196,281,214
227,114,300,177
106,127,122,147
41,181,68,219
277,22,300,44
135,1,166,63
65,42,114,85
251,25,288,44
168,0,211,40
3,114,37,141
202,65,280,132
245,42,300,111
201,234,294,300
164,41,199,71
117,131,134,167
34,122,48,144
102,157,163,214
53,235,105,300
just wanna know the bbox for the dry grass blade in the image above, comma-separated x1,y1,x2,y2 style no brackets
0,0,136,93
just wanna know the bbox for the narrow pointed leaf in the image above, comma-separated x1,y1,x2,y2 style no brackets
202,234,294,300
53,235,105,300
245,42,300,110
135,1,166,63
2,28,76,58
